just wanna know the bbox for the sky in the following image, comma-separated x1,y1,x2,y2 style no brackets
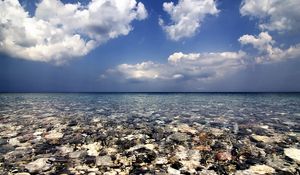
0,0,300,92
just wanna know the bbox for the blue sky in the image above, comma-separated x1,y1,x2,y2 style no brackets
0,0,300,92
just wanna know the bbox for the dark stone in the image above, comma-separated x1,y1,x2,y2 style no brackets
134,148,156,164
129,164,153,175
0,139,7,145
256,142,266,148
235,161,250,170
0,144,14,154
68,120,78,127
171,161,183,170
116,139,136,150
180,170,191,175
84,155,96,164
208,164,228,175
245,157,266,165
275,170,294,175
211,141,226,150
35,143,57,154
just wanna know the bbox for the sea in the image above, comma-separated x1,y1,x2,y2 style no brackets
0,93,299,174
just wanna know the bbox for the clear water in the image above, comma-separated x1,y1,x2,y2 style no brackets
1,93,300,130
1,93,300,174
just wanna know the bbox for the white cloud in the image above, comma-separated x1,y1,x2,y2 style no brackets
240,0,300,32
102,51,246,82
239,32,300,63
159,0,219,41
103,31,300,82
0,0,147,64
239,32,274,54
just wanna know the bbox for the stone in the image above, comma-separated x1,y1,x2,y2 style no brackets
58,145,74,154
199,170,218,175
169,133,190,142
25,158,52,173
248,165,275,174
250,135,272,143
215,152,232,161
167,166,180,175
45,131,64,140
96,156,114,167
155,157,168,165
284,148,300,163
194,145,212,151
83,142,101,156
8,137,20,146
210,128,223,137
177,124,198,134
69,151,86,159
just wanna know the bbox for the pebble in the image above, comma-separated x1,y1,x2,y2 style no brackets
215,152,232,161
1,96,299,175
45,131,64,140
248,164,275,174
284,148,300,163
25,158,52,173
250,135,272,143
169,133,190,142
167,166,181,175
96,156,114,166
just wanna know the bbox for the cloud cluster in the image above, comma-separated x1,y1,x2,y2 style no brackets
0,0,147,64
102,50,246,82
159,0,219,41
240,0,300,32
102,31,300,82
239,32,300,63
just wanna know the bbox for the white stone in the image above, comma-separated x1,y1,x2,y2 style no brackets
155,157,168,165
284,148,300,163
199,170,218,175
96,156,114,166
251,135,272,143
167,166,180,175
69,151,86,159
210,128,223,137
249,165,275,174
58,145,74,154
82,142,101,156
25,158,51,173
177,124,198,134
8,137,20,146
45,131,64,140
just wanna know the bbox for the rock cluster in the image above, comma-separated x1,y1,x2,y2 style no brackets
0,94,299,175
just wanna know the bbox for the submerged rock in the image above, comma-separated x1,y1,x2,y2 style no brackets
248,164,275,174
177,124,198,134
215,152,232,161
284,148,300,163
45,131,64,140
250,135,272,143
155,157,168,165
96,155,114,167
83,142,101,156
169,133,190,142
167,166,180,175
25,158,52,173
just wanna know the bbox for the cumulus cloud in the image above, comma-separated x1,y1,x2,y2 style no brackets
239,32,300,63
0,0,147,64
102,51,246,82
159,0,219,41
102,32,300,82
240,0,300,32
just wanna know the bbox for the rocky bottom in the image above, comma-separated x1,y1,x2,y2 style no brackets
0,113,300,175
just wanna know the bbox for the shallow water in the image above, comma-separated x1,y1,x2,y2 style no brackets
0,93,300,174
